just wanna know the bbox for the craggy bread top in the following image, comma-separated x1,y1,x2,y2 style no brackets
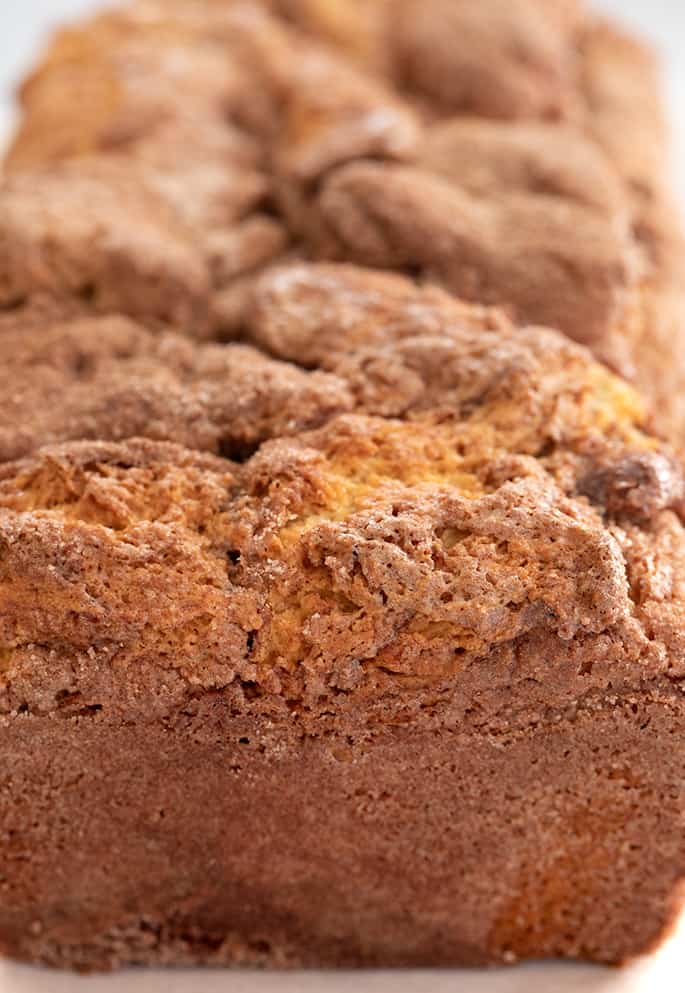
1,264,685,728
2,0,685,434
2,1,685,727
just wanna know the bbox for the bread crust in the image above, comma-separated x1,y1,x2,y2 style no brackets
4,1,684,436
2,0,685,972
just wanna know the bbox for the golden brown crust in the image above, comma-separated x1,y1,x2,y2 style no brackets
390,0,583,120
2,0,685,973
3,0,683,437
5,3,257,171
314,161,638,346
418,118,625,215
0,0,683,777
0,161,212,331
0,312,353,464
2,260,684,722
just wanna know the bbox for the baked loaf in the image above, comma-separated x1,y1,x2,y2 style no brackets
4,0,685,435
2,0,685,973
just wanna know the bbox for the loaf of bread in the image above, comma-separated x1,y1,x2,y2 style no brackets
2,0,685,972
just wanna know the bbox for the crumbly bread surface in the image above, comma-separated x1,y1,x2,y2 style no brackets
3,0,685,973
2,259,684,713
3,0,685,435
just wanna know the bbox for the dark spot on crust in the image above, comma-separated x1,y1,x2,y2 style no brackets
577,452,684,523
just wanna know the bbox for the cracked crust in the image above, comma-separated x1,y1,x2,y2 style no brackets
4,0,683,433
0,264,681,718
0,312,353,464
315,161,638,346
2,0,685,974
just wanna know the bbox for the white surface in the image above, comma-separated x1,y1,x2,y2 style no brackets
1,931,685,993
0,1,684,991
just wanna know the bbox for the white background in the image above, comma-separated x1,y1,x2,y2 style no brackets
0,1,684,991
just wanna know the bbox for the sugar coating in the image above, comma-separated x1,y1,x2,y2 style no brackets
2,0,685,973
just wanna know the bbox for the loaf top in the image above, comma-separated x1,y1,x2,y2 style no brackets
2,0,681,337
2,0,685,728
2,263,685,727
4,0,685,432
